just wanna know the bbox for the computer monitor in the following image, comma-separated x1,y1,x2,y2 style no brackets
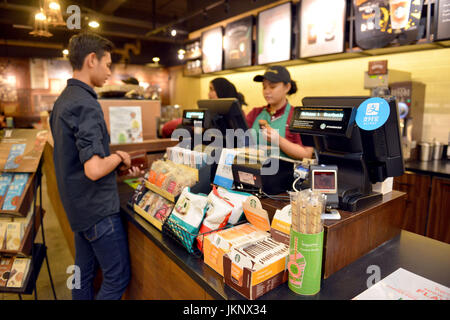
197,98,252,148
289,96,404,211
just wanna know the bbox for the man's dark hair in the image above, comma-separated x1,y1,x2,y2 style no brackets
68,32,114,70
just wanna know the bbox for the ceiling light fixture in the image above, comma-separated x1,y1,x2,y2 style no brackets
29,8,52,37
88,20,100,28
152,57,160,63
49,1,60,10
177,49,185,60
62,49,69,55
171,29,177,37
46,0,66,26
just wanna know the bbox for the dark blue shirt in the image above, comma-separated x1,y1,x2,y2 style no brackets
50,78,120,232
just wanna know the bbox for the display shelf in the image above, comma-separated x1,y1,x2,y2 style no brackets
0,173,36,218
183,39,450,78
144,180,177,203
133,203,165,231
0,206,44,257
0,243,46,295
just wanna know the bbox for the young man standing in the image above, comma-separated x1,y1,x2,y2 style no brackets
50,32,135,300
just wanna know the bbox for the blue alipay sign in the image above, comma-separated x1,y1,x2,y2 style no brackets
355,97,390,131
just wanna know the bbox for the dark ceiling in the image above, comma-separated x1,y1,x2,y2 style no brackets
0,0,279,66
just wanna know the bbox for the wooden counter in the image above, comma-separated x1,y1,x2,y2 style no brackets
42,139,177,259
118,182,408,299
261,191,407,278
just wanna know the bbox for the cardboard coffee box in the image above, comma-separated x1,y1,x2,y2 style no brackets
223,237,289,300
203,223,269,276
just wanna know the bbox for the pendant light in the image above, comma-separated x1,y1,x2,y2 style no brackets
45,0,66,27
29,7,52,37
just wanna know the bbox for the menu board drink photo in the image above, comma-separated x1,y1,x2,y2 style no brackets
224,16,254,69
202,27,223,73
437,0,450,40
257,2,292,65
299,0,347,58
354,0,424,49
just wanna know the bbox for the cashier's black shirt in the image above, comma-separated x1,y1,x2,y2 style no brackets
50,78,120,232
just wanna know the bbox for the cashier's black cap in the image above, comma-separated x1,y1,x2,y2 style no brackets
253,65,291,84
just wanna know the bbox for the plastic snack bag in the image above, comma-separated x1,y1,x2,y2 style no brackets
166,187,208,253
196,186,234,252
217,186,251,225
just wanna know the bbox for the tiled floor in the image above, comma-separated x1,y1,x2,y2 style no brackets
0,175,74,300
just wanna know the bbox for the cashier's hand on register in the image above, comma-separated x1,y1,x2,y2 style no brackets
259,120,280,145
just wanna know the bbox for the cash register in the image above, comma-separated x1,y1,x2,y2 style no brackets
289,96,404,211
182,98,295,195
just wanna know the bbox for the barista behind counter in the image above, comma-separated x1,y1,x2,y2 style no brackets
246,66,313,160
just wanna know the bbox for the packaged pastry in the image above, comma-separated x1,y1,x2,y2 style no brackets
5,222,21,250
6,257,31,288
0,257,14,287
196,186,234,252
0,222,7,249
217,186,251,225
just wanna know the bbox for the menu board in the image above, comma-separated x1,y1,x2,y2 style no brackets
201,27,223,73
354,0,424,49
224,16,253,69
257,2,292,65
299,0,346,58
437,0,450,40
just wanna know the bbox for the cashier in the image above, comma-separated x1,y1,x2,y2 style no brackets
246,66,313,160
208,77,247,107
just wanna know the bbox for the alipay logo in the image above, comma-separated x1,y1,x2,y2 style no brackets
365,103,380,116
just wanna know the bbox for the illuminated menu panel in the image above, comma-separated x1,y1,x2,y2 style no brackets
257,2,292,65
299,0,346,58
224,16,253,69
202,27,223,73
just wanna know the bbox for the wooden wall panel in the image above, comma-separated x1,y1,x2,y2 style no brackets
393,172,431,235
124,222,213,300
426,177,450,243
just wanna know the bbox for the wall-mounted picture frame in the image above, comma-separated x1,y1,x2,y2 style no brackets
256,2,293,65
299,0,347,58
201,27,223,73
224,16,254,69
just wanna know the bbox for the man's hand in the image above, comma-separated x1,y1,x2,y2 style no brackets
115,150,131,168
126,166,145,177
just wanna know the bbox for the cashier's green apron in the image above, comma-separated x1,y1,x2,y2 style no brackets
251,103,291,159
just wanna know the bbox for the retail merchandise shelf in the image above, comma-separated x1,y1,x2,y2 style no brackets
0,207,44,257
144,180,177,203
133,203,164,231
0,243,46,295
184,39,450,78
0,172,36,218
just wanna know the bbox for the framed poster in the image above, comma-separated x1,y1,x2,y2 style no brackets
224,16,254,69
29,59,49,90
201,27,223,73
299,0,346,58
354,0,424,49
109,106,143,144
437,0,450,40
257,2,292,65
